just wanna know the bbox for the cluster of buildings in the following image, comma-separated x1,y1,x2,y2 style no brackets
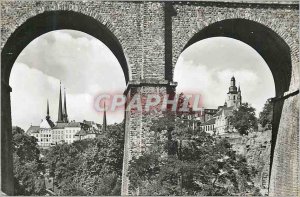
27,76,242,147
26,83,107,148
189,76,242,136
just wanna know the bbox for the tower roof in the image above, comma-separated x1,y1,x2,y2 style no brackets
46,99,50,120
57,81,64,123
63,88,69,123
228,76,237,94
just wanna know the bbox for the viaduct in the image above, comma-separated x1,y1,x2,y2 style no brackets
1,0,299,195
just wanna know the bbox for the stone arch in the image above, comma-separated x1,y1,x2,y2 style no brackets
176,18,294,193
1,10,129,195
2,10,130,84
182,18,291,96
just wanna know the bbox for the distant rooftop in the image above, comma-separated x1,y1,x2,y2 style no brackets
26,126,40,134
202,117,216,125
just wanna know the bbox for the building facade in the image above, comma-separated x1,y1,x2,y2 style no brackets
26,83,105,147
200,76,241,136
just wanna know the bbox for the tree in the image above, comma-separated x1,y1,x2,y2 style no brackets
128,116,259,196
229,103,258,135
259,100,273,130
12,126,46,195
44,122,124,196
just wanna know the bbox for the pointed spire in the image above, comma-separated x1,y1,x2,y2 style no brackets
238,84,241,92
46,99,50,120
102,102,107,132
57,81,64,123
63,87,69,123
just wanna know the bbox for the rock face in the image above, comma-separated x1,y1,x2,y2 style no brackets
223,130,272,195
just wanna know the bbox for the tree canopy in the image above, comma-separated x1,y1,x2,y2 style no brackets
12,122,124,196
128,115,259,196
44,122,124,195
229,103,258,135
12,126,46,195
259,100,273,130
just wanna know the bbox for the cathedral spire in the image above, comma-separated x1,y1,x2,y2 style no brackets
63,87,69,123
238,84,241,92
102,102,107,132
57,81,64,123
46,99,50,120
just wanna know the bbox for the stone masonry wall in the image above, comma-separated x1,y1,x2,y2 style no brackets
269,94,299,196
171,3,299,195
122,84,169,195
1,1,299,196
1,1,166,82
171,3,299,89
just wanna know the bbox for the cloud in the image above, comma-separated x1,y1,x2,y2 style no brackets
10,30,126,130
16,30,126,95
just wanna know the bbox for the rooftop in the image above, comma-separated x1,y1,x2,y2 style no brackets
26,126,40,134
202,117,216,125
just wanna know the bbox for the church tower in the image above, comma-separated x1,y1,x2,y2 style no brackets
46,99,50,120
63,88,69,123
226,76,242,108
57,82,64,123
237,85,242,107
45,99,55,128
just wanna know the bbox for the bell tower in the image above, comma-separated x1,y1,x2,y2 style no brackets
226,76,241,108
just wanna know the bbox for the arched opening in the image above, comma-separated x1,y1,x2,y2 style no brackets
175,18,292,194
1,11,129,195
183,19,291,96
175,37,275,194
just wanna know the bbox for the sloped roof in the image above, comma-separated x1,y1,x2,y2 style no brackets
82,120,94,127
202,117,216,126
26,126,40,134
52,122,68,129
66,121,81,127
75,129,87,136
215,106,234,117
47,119,55,128
40,118,53,129
86,129,101,135
204,108,218,114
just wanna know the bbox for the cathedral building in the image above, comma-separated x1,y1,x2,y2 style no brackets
27,82,104,147
52,82,72,145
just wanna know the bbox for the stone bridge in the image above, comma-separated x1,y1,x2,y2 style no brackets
1,0,299,196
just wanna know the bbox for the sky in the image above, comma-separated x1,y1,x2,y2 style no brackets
10,31,275,131
10,30,126,130
174,37,275,114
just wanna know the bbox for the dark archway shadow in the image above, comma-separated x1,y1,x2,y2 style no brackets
179,18,292,189
1,10,129,195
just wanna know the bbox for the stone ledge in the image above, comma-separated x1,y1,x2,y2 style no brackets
124,79,178,94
